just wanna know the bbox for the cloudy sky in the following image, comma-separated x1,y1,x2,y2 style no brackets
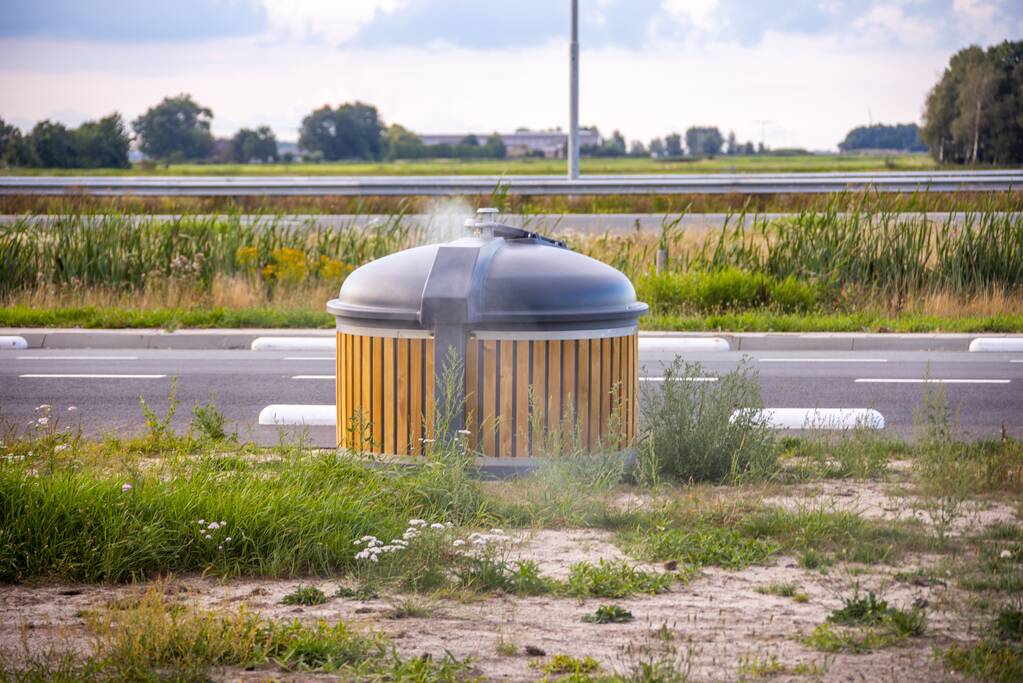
1,0,1020,150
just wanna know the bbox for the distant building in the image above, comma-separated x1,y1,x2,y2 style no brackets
418,129,601,159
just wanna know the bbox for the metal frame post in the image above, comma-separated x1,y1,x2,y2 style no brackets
568,0,580,180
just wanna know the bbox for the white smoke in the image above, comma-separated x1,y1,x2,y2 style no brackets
420,197,477,244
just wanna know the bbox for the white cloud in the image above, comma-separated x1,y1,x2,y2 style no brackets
951,0,1004,42
259,0,408,45
853,3,942,47
661,0,720,32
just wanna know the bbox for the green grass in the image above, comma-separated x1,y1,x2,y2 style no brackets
0,153,940,176
3,305,1023,333
563,559,674,599
803,589,926,653
582,604,635,624
281,585,329,606
0,584,473,681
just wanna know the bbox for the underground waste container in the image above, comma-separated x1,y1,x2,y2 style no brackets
326,209,648,458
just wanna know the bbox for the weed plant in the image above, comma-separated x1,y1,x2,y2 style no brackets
582,605,635,624
563,559,673,599
640,360,776,484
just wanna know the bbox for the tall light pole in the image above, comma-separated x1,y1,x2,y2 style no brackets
568,0,580,180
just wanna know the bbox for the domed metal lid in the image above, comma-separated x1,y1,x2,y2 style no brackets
327,210,648,330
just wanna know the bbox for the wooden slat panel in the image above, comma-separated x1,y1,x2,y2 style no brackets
465,339,478,452
397,339,409,456
600,337,611,446
372,337,383,451
425,338,435,445
336,332,343,447
590,338,601,451
562,340,576,444
383,337,395,454
499,341,514,458
547,340,561,445
515,341,529,458
410,339,423,456
531,340,546,456
577,339,590,450
482,340,497,457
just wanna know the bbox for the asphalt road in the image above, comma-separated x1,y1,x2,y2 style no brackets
2,348,1019,447
3,212,1009,236
2,170,1021,195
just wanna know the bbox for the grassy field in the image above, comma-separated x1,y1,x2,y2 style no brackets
0,153,942,176
1,202,1021,332
0,371,1020,681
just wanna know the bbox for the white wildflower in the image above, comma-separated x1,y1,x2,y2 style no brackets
207,522,220,530
453,539,466,547
457,429,471,436
355,550,370,560
37,404,51,411
1001,550,1013,559
369,555,378,563
408,519,427,527
225,537,232,543
490,528,504,534
121,483,132,493
204,534,212,540
198,519,205,525
67,406,78,412
430,523,445,529
359,535,378,543
37,417,49,426
218,545,223,550
55,444,68,452
220,521,226,526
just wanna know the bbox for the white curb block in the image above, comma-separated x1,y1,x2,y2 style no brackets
733,408,885,430
258,404,337,426
0,336,28,350
969,337,1023,353
638,337,731,352
251,336,335,352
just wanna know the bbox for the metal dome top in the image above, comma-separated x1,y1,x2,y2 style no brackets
326,209,648,331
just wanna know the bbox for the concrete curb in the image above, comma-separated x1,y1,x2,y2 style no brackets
1,327,1020,353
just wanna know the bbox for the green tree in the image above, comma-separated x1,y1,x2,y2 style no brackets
664,133,683,157
838,123,926,152
0,118,37,166
132,94,214,162
922,40,1023,164
384,124,427,160
648,138,665,157
299,102,383,161
483,132,507,159
75,114,131,168
30,120,78,168
230,126,278,163
685,126,724,156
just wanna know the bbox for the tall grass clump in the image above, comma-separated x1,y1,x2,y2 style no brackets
638,359,776,484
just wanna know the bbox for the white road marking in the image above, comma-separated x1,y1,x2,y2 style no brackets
969,337,1023,353
759,358,888,363
258,404,336,426
732,408,885,430
251,337,335,352
292,375,336,380
854,378,1010,384
0,336,28,350
17,355,139,360
1011,360,1023,363
639,376,718,382
18,373,167,379
638,337,730,352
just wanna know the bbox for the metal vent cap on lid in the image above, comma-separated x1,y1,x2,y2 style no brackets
327,208,648,330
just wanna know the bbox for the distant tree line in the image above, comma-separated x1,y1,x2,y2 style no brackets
922,40,1022,164
0,114,130,168
838,123,926,152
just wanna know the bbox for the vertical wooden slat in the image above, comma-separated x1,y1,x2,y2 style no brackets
531,340,546,455
350,334,361,450
465,339,478,452
622,334,630,441
361,336,372,449
562,340,576,442
372,337,383,452
397,339,409,456
589,338,601,450
600,337,611,445
383,337,395,454
499,341,514,457
482,340,497,457
632,334,639,440
515,340,529,458
425,338,435,445
410,339,423,456
345,333,354,448
547,340,561,441
614,335,624,435
336,332,343,447
577,339,590,450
